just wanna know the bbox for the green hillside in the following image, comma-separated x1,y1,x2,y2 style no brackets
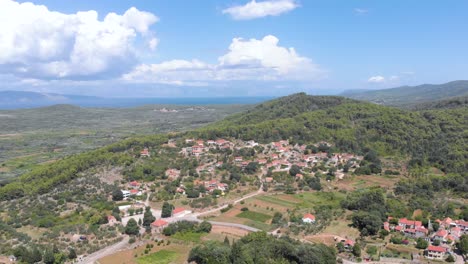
0,93,466,201
410,95,468,110
199,93,466,173
342,80,468,107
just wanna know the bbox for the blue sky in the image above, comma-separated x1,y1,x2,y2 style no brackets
0,0,467,97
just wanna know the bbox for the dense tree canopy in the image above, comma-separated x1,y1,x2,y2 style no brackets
188,232,336,264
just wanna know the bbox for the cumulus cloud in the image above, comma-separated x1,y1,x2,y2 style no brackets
0,0,158,80
123,35,323,84
367,76,385,83
222,0,299,20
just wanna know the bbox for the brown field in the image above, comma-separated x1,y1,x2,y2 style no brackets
98,242,190,264
386,244,420,254
203,225,250,242
16,226,46,240
304,234,339,246
334,174,401,191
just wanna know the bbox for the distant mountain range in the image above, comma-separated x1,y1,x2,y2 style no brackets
0,91,274,109
342,80,468,108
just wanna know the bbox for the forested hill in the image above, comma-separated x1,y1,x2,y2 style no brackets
216,93,356,125
0,93,466,200
199,94,467,174
410,95,468,110
342,80,468,108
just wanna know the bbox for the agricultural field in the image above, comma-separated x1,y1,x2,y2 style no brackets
0,104,249,182
136,250,178,264
98,242,191,264
210,191,346,232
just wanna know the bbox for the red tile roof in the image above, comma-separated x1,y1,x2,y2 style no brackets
303,213,315,220
427,245,446,253
151,219,168,227
435,229,448,237
345,239,355,247
172,208,186,215
129,181,139,186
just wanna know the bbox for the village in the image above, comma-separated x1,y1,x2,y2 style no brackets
101,137,467,263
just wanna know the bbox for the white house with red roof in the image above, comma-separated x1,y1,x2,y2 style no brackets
172,208,191,217
455,220,468,232
128,181,140,189
383,222,390,231
302,213,316,224
449,226,462,241
344,239,355,250
215,139,229,146
433,229,448,242
151,219,168,232
140,148,150,157
426,245,447,260
398,218,422,230
129,189,142,196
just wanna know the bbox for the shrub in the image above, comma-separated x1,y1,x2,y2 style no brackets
241,207,249,211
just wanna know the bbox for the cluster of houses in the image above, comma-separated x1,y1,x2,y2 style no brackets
121,181,144,199
384,217,468,260
162,137,363,200
182,138,232,157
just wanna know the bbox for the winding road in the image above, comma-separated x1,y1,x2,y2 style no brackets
82,181,265,263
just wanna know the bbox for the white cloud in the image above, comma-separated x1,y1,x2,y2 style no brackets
367,76,385,83
354,8,369,15
148,38,159,51
0,0,158,80
123,35,323,84
222,0,298,20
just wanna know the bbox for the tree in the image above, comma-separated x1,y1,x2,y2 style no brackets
336,242,345,253
197,221,212,233
212,189,223,197
272,212,283,225
112,189,124,201
161,202,174,218
125,218,140,235
186,189,200,198
366,246,377,256
351,211,383,236
53,253,67,264
416,238,428,249
457,234,468,255
143,207,156,227
68,248,77,260
43,249,55,264
289,165,301,176
244,162,259,174
31,247,42,263
445,254,455,262
352,244,361,257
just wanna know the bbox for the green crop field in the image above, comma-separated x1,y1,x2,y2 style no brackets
236,211,272,222
136,250,178,264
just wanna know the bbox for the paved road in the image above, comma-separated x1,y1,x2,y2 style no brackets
88,182,265,263
78,236,129,264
